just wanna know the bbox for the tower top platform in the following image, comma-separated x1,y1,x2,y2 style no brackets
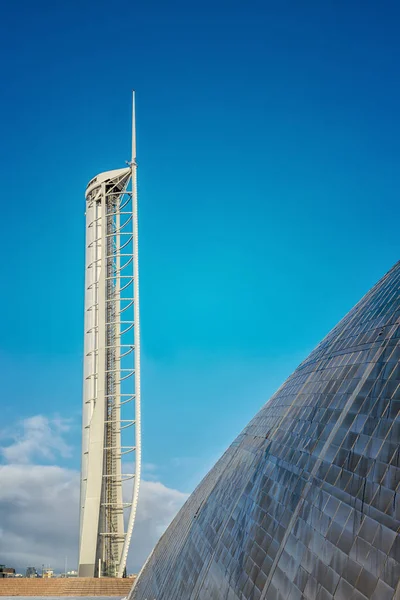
85,167,131,197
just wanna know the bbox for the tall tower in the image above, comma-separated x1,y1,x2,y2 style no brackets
78,93,141,578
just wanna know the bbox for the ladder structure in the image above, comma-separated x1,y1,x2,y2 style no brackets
78,93,141,578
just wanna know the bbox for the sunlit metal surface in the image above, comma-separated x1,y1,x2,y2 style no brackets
130,261,400,599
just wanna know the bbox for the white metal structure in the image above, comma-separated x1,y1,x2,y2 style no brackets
78,93,141,578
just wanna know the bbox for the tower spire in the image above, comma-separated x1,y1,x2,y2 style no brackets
132,90,136,165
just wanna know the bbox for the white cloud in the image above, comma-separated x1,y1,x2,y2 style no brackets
141,461,160,481
0,415,72,464
0,415,188,575
133,480,188,544
0,464,79,572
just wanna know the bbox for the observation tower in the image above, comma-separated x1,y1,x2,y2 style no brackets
78,93,141,578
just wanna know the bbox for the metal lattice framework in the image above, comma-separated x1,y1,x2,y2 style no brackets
78,93,141,578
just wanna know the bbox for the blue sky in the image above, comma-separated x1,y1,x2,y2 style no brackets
1,0,399,495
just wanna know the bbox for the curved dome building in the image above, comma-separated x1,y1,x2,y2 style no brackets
130,262,400,600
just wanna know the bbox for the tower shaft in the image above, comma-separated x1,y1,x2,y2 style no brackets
79,158,140,576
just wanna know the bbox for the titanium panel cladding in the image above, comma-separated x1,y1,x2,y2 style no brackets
130,261,400,600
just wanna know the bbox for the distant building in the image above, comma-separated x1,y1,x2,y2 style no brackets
43,569,53,579
25,567,38,578
0,565,15,578
66,570,78,578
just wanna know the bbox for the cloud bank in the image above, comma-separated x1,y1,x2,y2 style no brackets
0,416,188,574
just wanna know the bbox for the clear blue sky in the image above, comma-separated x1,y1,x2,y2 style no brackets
0,0,399,491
